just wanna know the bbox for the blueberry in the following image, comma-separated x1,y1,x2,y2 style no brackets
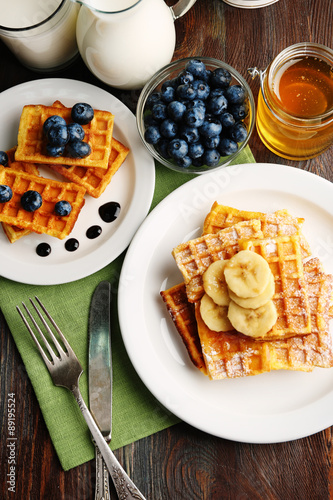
156,139,171,159
47,124,68,146
186,99,206,113
151,102,167,121
167,101,186,122
176,84,197,101
167,138,188,160
0,185,12,202
67,122,85,142
43,115,67,135
180,125,200,143
229,103,249,121
55,200,72,216
229,122,248,143
207,94,228,115
161,79,177,91
218,137,238,156
0,151,9,166
177,70,194,86
66,140,92,158
176,155,192,168
209,88,225,99
209,68,232,88
188,142,204,159
226,84,246,104
199,117,222,138
145,115,160,128
160,119,178,139
185,59,207,79
202,148,221,167
184,107,205,127
21,190,42,212
146,92,162,109
144,125,161,144
203,135,220,149
46,143,65,157
71,103,94,125
219,112,235,128
192,80,210,100
161,85,175,103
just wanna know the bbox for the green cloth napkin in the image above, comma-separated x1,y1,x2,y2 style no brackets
0,146,255,471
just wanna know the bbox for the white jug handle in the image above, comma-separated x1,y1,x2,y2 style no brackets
170,0,197,20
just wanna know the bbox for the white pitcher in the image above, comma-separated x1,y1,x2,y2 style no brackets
74,0,197,89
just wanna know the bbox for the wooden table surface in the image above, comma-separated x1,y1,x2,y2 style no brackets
1,0,333,498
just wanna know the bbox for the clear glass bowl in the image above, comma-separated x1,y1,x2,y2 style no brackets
136,56,255,174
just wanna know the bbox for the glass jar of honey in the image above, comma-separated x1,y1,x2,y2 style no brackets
248,43,333,160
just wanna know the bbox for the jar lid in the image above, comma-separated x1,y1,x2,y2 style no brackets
222,0,279,8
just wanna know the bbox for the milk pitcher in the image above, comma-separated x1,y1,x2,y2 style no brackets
74,0,197,89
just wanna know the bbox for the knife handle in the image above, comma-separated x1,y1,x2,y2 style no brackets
72,385,147,500
95,445,110,500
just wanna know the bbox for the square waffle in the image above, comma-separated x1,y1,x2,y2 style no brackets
15,102,114,169
48,138,129,198
160,283,207,374
203,203,311,258
160,260,333,379
1,147,39,243
172,219,264,303
0,166,86,239
239,235,311,340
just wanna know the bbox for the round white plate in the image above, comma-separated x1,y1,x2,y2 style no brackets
0,79,155,285
223,0,279,8
118,163,333,443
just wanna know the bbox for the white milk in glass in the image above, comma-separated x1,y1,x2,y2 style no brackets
76,0,177,89
0,0,80,71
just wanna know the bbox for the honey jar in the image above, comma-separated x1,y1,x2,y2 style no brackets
248,43,333,160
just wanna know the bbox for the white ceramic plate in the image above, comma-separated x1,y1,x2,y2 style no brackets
0,79,155,285
118,163,333,443
222,0,279,8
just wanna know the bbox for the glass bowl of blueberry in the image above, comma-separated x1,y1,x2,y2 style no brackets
136,57,255,174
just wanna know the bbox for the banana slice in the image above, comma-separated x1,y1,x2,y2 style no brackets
228,273,275,309
227,300,277,338
200,293,233,332
202,259,230,306
224,250,271,298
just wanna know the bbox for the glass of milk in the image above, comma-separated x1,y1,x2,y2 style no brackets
0,0,80,72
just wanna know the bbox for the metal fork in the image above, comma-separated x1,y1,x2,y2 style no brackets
17,296,147,500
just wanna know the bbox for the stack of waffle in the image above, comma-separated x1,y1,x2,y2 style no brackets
161,204,333,380
0,101,129,242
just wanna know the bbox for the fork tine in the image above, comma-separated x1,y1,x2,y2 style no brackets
16,303,55,367
29,297,68,358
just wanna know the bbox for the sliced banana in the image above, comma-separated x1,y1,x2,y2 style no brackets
224,250,271,298
202,259,230,306
228,273,275,309
227,300,277,338
200,293,233,332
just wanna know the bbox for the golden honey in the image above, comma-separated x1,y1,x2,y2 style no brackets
255,43,333,160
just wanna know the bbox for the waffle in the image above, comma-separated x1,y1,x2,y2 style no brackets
203,203,311,258
15,102,114,169
0,166,86,239
172,219,264,302
160,284,207,374
239,235,311,340
1,148,39,243
48,138,129,198
161,259,333,380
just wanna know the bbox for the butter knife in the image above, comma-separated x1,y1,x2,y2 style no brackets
89,281,112,500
